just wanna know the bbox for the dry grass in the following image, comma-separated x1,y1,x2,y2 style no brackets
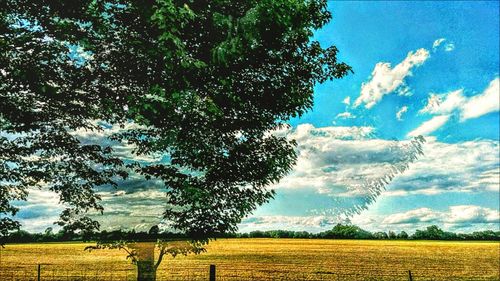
1,239,498,280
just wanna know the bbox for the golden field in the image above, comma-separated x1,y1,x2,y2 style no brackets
0,239,499,280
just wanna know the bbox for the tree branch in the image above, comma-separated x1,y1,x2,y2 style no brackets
155,243,167,270
119,245,137,263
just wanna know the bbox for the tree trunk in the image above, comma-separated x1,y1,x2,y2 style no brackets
130,242,157,281
137,259,156,281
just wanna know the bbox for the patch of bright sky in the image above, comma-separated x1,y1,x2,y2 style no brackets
252,1,500,232
290,1,499,142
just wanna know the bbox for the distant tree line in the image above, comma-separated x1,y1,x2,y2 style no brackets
4,224,499,244
230,225,500,241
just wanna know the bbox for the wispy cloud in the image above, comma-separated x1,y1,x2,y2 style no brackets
342,96,351,106
419,78,499,120
432,38,455,52
396,106,408,121
407,115,450,137
419,89,466,115
410,77,500,137
432,38,446,49
336,111,356,119
461,78,500,120
354,48,430,109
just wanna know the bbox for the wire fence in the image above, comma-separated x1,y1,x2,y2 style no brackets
1,264,499,281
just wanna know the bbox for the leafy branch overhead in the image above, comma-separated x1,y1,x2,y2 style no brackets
1,0,353,242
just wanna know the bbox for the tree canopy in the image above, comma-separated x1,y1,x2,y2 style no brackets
1,0,352,243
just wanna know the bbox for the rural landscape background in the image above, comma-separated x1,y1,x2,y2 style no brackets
1,0,499,281
2,239,500,281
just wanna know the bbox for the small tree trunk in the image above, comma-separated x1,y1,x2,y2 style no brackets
130,242,157,281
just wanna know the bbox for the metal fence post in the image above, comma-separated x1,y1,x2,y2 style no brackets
408,270,413,281
209,264,216,281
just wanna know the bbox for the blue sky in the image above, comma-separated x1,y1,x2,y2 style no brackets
15,1,500,234
239,1,500,233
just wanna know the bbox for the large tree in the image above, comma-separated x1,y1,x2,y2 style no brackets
1,0,353,279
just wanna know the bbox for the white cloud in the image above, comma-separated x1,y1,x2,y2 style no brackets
382,208,440,224
354,48,430,109
240,215,337,232
432,38,446,49
70,121,162,162
432,38,455,52
447,205,499,224
268,124,430,220
407,115,450,137
419,90,466,115
381,206,499,225
387,137,499,195
444,43,455,52
347,205,499,233
396,106,408,121
461,78,500,121
237,205,499,233
420,78,499,120
15,123,500,233
279,125,498,203
413,77,500,134
13,189,62,232
336,111,356,119
342,96,351,106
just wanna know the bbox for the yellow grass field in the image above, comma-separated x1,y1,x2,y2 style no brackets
0,239,499,280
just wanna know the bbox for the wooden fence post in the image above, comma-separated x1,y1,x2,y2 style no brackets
408,270,413,281
209,264,216,281
37,264,41,281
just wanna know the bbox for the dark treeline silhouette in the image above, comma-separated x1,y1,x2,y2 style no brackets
4,224,499,244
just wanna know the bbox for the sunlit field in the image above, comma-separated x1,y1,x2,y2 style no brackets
1,239,499,281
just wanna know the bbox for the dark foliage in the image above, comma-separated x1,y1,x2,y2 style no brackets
1,0,351,244
6,224,500,243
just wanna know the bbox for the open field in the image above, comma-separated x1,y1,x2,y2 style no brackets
0,239,499,280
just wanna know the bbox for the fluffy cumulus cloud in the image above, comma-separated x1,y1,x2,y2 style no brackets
409,77,500,136
385,137,499,195
13,175,169,232
244,125,498,232
91,177,169,231
276,125,498,196
354,48,430,109
269,124,428,218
